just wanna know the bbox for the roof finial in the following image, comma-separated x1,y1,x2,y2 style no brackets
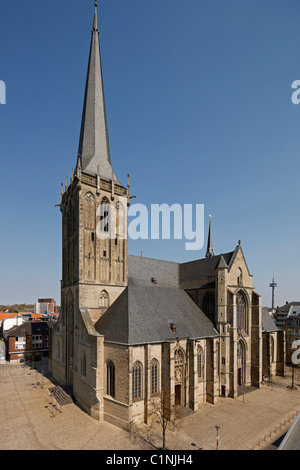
206,214,215,258
92,0,99,32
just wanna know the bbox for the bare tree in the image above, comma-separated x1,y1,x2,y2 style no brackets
151,390,177,450
129,390,178,450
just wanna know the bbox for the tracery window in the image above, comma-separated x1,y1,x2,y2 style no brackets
151,359,159,395
197,345,203,379
99,290,110,308
132,361,143,400
84,192,96,230
174,348,184,384
270,336,275,363
84,192,95,205
236,291,247,331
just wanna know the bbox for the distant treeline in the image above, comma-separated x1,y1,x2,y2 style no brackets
0,304,34,312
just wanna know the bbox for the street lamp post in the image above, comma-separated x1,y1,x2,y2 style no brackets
287,347,298,390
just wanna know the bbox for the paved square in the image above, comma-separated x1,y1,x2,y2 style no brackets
1,359,300,450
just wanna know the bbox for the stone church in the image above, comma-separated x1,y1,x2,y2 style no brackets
49,5,285,430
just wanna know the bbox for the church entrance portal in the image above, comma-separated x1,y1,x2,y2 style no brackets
238,368,242,386
175,385,181,406
237,340,246,386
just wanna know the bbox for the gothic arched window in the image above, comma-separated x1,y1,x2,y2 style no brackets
99,290,110,308
106,360,115,398
237,340,246,384
174,348,184,384
84,192,96,230
270,336,275,363
197,345,203,380
132,361,143,400
236,291,247,331
151,359,159,395
237,341,242,359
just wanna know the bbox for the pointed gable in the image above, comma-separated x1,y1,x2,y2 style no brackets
216,254,228,269
227,243,253,287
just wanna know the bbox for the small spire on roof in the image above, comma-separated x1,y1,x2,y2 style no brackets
206,214,215,258
217,254,228,269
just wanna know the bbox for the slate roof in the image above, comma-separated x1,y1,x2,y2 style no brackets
261,308,279,332
95,248,253,344
179,252,234,289
95,280,218,345
128,255,179,288
128,252,234,291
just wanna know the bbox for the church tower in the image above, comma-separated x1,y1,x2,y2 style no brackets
59,3,129,389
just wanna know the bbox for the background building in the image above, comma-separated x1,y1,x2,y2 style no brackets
4,321,53,362
284,305,300,364
34,298,57,316
275,302,300,328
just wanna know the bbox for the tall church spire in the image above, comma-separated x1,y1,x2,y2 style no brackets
76,2,120,184
206,215,215,258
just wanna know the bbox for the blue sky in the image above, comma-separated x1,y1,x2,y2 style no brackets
0,0,299,307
